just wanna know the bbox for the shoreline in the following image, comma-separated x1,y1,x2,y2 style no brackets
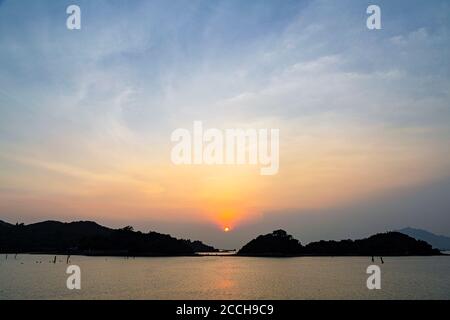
2,252,447,259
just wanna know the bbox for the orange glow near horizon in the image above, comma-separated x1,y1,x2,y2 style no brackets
1,120,449,230
2,1,450,241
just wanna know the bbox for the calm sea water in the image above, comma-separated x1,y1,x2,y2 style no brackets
0,254,449,299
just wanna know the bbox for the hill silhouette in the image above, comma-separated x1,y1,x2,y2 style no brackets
1,220,442,257
238,230,441,256
238,230,303,256
0,220,217,256
398,227,450,251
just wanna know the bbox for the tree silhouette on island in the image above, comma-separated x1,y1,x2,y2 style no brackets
0,220,442,257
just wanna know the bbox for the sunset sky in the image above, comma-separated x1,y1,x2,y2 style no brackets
1,0,449,248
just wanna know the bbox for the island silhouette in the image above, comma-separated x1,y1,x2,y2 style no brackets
238,229,441,257
0,220,442,257
0,220,216,256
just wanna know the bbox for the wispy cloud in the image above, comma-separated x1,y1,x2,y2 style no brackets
0,0,449,244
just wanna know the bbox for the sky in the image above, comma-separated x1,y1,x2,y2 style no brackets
0,0,449,248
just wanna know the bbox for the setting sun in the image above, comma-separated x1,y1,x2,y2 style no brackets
224,227,230,232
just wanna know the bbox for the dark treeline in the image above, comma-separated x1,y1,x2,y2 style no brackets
0,220,442,257
0,220,217,256
238,230,441,257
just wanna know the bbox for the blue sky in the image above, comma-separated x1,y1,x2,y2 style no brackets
0,0,449,246
1,0,449,134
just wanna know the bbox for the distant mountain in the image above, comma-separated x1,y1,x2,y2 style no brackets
0,220,217,256
238,230,441,257
398,227,450,251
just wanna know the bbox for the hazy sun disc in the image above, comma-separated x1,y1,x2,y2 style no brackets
224,227,230,232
